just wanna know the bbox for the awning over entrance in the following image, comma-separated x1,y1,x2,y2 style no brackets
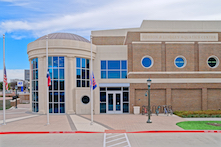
99,83,130,87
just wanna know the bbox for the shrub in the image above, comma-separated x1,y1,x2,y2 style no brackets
174,110,221,118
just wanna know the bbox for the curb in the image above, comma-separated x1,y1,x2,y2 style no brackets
1,130,221,135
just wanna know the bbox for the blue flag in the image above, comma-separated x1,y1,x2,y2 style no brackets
90,72,97,90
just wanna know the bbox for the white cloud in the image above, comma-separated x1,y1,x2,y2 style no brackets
0,0,30,7
11,35,26,40
0,69,25,82
1,0,221,38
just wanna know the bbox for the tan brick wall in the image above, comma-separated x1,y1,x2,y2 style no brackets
126,32,221,73
124,32,140,44
199,44,221,71
172,89,202,111
166,44,195,71
132,43,162,72
19,94,30,104
135,89,166,112
92,36,125,45
130,83,221,113
202,88,208,110
128,44,133,73
207,89,221,110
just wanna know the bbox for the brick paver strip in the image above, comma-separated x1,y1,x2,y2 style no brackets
105,130,126,133
66,114,77,131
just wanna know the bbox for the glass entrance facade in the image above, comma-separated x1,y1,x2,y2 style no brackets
100,87,129,114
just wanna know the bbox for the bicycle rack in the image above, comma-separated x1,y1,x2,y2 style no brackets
152,105,156,113
141,105,173,116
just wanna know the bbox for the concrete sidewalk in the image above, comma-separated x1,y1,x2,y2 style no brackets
0,104,220,132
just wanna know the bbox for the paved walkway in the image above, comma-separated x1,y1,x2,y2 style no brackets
70,115,108,132
0,104,221,132
82,114,184,132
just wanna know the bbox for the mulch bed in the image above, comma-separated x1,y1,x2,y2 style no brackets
206,123,221,127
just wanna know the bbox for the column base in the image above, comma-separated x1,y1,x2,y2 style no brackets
67,110,75,114
38,110,46,114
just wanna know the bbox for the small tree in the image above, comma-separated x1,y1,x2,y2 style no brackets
10,81,17,90
0,82,2,91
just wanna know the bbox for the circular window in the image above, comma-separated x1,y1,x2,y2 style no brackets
208,56,219,68
174,56,186,68
141,56,153,68
82,96,90,104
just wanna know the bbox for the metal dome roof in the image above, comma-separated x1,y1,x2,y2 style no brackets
36,33,90,43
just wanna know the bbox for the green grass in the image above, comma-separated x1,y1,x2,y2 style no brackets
177,121,221,130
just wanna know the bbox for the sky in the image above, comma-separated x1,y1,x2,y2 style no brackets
0,0,221,81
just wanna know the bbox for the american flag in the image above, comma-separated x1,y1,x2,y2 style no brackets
4,66,8,90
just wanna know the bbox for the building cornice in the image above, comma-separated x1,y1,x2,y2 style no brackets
128,71,221,75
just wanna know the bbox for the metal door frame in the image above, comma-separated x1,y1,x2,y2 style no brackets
106,91,123,114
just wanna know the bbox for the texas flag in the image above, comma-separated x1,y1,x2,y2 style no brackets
47,71,51,87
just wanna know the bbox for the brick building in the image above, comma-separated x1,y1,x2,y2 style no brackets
28,20,221,115
92,20,221,114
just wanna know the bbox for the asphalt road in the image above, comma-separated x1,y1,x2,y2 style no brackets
1,133,221,147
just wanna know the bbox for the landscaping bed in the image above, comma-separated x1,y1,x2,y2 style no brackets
174,110,221,118
0,99,11,110
177,121,221,130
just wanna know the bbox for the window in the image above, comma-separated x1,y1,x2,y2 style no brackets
82,96,90,104
101,60,127,79
48,56,65,113
208,56,219,68
32,58,38,112
141,56,153,68
174,56,186,68
76,58,90,87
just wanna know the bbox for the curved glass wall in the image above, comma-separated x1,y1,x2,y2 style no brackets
76,58,90,87
32,58,38,112
48,56,65,113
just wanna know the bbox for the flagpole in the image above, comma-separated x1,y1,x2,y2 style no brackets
90,35,93,125
46,35,49,125
3,34,6,125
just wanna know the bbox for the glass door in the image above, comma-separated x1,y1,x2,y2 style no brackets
107,92,122,114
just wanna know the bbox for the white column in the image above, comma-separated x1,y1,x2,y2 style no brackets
38,56,46,114
67,56,75,114
72,57,76,113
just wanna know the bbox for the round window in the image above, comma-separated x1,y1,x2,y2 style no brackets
174,56,186,68
82,96,90,104
141,56,153,68
208,56,219,68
